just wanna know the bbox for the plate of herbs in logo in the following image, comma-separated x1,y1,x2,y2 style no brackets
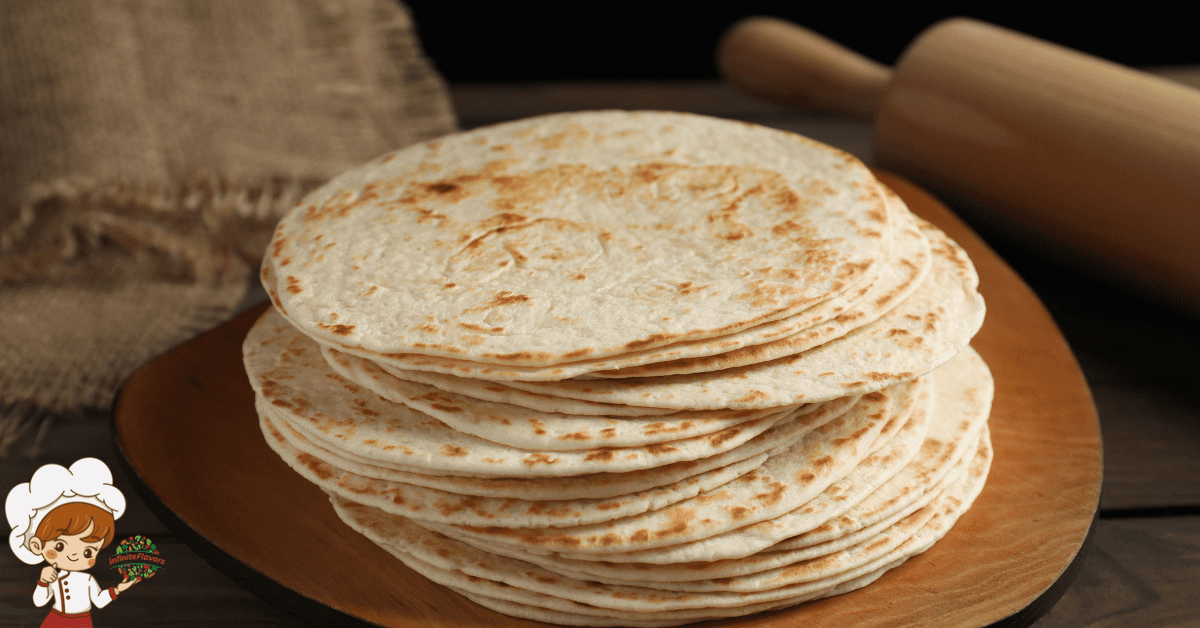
109,535,166,580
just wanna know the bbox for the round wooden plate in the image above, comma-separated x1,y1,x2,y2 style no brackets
113,171,1102,628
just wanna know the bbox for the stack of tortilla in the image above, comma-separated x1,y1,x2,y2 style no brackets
244,111,992,626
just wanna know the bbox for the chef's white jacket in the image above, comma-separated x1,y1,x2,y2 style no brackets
33,570,116,614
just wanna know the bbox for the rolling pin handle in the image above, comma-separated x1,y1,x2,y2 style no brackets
716,16,893,119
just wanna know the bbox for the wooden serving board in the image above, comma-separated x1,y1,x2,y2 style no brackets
113,171,1102,628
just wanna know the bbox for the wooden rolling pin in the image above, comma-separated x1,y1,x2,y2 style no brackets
718,17,1200,318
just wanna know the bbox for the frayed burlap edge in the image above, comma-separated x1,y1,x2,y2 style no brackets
0,173,325,455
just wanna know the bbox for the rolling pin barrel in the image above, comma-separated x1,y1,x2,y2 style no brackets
719,17,1200,317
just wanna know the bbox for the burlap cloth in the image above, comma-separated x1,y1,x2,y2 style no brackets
0,0,458,453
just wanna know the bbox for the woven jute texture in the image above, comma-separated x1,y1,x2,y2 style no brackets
0,0,458,453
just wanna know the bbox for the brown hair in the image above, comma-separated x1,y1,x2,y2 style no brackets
33,503,115,549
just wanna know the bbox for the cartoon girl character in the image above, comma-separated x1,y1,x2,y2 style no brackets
6,458,140,627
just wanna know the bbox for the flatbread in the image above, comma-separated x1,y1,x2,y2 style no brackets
422,345,990,566
262,406,774,528
321,343,798,451
259,396,855,500
419,379,920,556
327,430,990,616
282,186,917,383
245,308,824,477
266,110,892,366
446,222,982,410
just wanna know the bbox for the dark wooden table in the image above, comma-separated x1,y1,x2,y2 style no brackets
3,81,1198,627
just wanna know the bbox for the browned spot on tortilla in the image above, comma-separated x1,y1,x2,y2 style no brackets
734,390,768,404
813,455,835,469
596,533,622,547
470,290,532,312
599,428,617,438
596,502,621,511
285,276,302,294
317,323,355,336
272,232,289,259
865,371,913,382
349,399,379,417
531,124,590,150
677,281,710,296
630,529,650,543
440,444,468,457
796,471,817,483
653,508,695,540
459,322,505,333
729,506,751,520
523,453,558,466
754,482,787,506
625,332,681,351
584,449,615,462
707,427,743,448
644,443,679,455
559,432,590,441
296,453,334,480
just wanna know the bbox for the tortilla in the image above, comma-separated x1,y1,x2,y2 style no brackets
266,111,892,366
321,343,799,451
245,308,827,477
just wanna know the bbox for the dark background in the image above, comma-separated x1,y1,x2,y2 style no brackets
404,3,1199,82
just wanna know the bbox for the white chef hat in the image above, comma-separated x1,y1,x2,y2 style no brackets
5,458,126,565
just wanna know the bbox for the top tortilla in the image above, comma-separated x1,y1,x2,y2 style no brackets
266,110,890,366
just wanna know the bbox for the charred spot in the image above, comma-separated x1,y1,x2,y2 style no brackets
596,533,622,547
707,427,743,448
652,508,695,539
644,443,679,455
440,444,468,457
584,449,615,462
458,322,505,333
624,332,678,351
316,323,356,336
428,182,459,195
754,482,787,506
734,390,767,403
523,453,558,466
296,453,335,480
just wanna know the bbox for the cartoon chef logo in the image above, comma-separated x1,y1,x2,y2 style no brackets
6,458,153,627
